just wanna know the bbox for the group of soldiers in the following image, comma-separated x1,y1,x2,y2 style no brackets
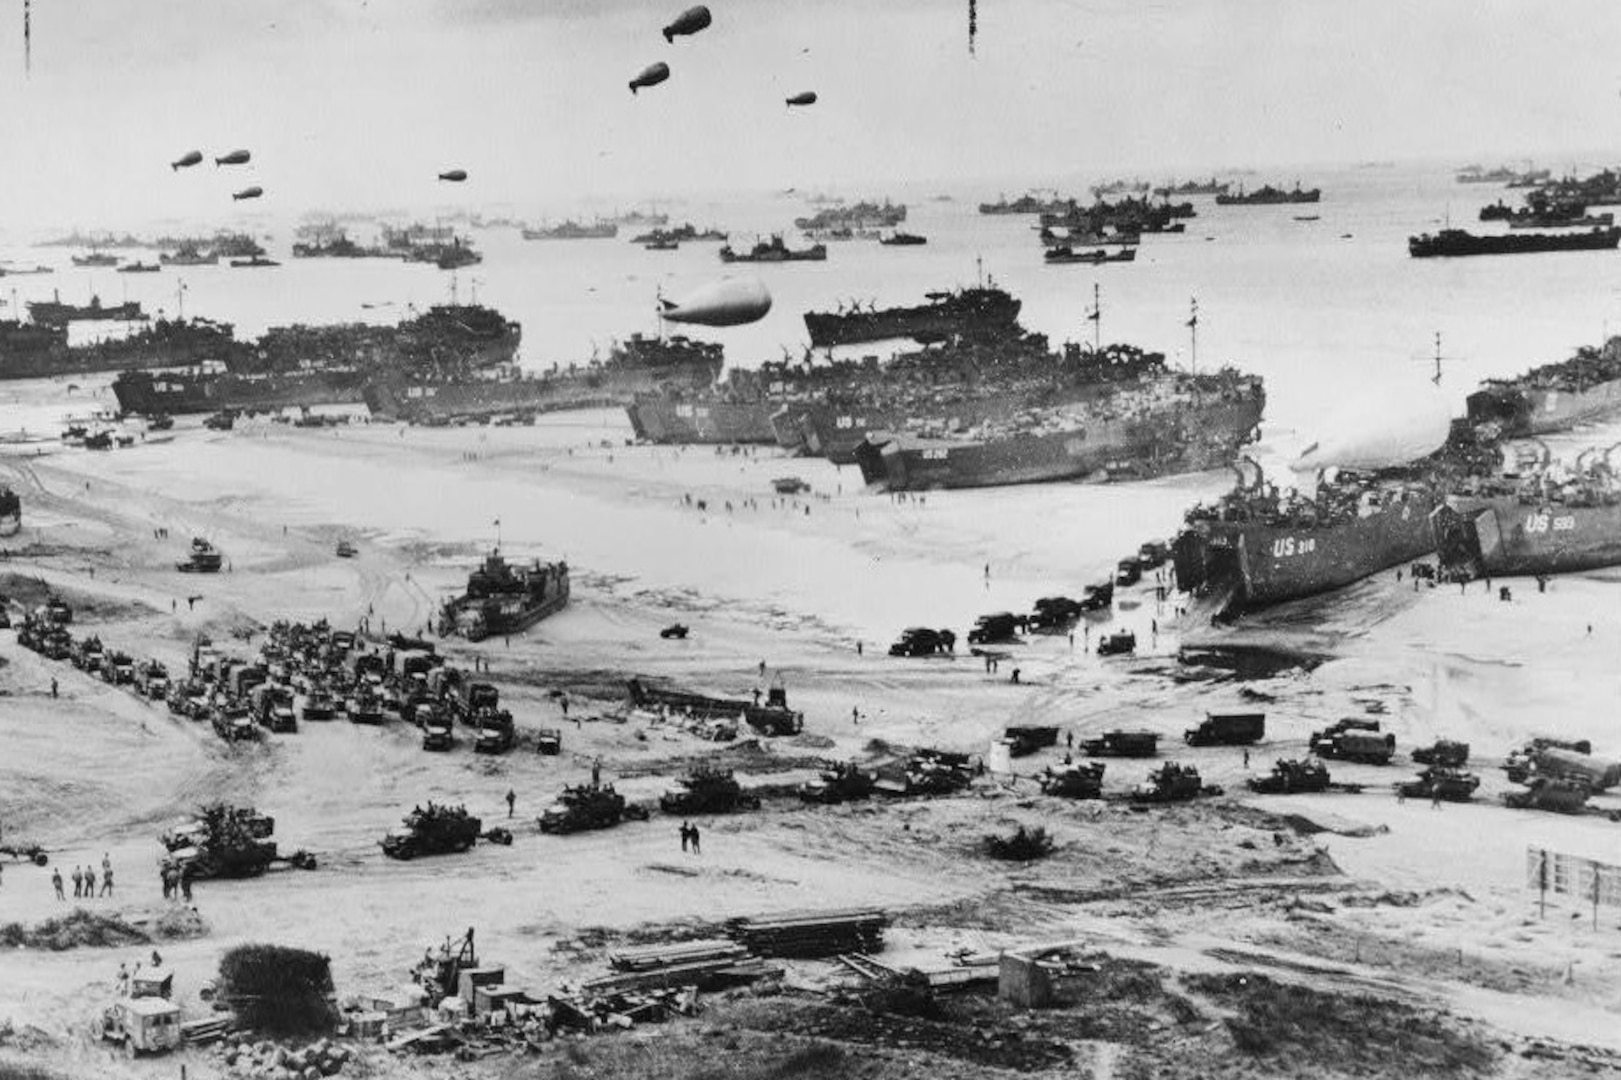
159,858,196,902
47,854,115,900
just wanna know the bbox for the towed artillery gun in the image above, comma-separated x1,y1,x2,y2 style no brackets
1039,761,1106,799
0,840,50,866
380,802,511,859
538,780,650,834
659,764,762,814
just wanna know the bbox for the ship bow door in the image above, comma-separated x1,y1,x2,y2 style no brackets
1430,504,1489,581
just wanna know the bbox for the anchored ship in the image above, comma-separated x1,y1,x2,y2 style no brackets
27,292,147,328
438,551,569,641
522,220,618,240
854,367,1264,491
719,236,827,263
367,333,722,425
1465,335,1621,436
978,193,1079,216
1408,227,1621,258
803,283,1022,348
2,317,238,382
793,199,906,231
1215,184,1322,206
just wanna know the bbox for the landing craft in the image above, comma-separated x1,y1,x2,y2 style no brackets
785,91,817,107
231,186,264,201
215,150,251,167
662,5,711,43
630,61,670,94
438,169,468,182
170,150,203,171
658,276,772,327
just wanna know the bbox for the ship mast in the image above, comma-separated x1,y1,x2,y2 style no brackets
1186,297,1198,375
1086,282,1101,350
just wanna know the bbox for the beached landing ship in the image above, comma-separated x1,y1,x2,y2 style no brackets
1433,450,1621,579
854,362,1264,492
368,333,723,425
1465,335,1621,437
439,551,569,642
1173,459,1441,615
802,283,1022,348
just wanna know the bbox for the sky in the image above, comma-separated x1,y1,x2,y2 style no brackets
0,0,1617,231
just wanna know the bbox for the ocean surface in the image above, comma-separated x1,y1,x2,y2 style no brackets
4,160,1621,465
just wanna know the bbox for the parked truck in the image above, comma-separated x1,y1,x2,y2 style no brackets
1411,739,1470,767
1247,758,1331,794
1039,762,1106,798
473,711,516,754
659,765,762,814
1003,725,1061,757
1184,711,1265,747
1502,744,1620,791
1079,730,1160,757
101,996,182,1058
1309,720,1395,764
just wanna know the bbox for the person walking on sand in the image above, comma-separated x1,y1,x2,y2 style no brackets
83,867,96,898
50,677,57,699
689,823,701,855
679,821,690,853
72,865,83,899
52,867,64,900
505,789,516,818
179,868,193,903
101,865,114,897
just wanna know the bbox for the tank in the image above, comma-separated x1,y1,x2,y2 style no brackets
538,781,647,834
1131,762,1205,802
799,762,876,804
380,803,483,859
1247,758,1330,794
1039,761,1106,798
1185,711,1265,746
1396,767,1480,802
659,765,762,814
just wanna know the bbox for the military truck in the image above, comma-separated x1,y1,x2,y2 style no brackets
1039,761,1106,799
1115,557,1143,586
102,650,136,685
1309,720,1395,764
45,595,73,624
301,688,338,721
1247,758,1330,794
1411,739,1470,767
473,711,516,754
1131,762,1207,803
422,715,455,751
535,727,563,755
967,612,1021,645
163,804,308,879
538,781,649,834
101,996,181,1058
1185,711,1265,747
347,684,385,724
251,685,298,733
71,635,105,674
1502,744,1620,791
1028,596,1084,632
380,803,484,859
659,765,762,814
799,762,875,804
1079,581,1113,612
1003,725,1060,757
134,660,170,700
1097,630,1136,656
1079,730,1160,757
1396,767,1479,802
1137,540,1170,568
211,703,259,742
888,627,954,656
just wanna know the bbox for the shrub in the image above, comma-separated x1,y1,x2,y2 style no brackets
217,944,337,1036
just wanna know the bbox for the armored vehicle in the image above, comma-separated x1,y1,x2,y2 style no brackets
1079,581,1114,612
538,781,648,834
381,803,484,859
1503,777,1591,814
799,762,876,803
536,727,563,755
1131,762,1207,802
163,804,305,879
1396,767,1480,802
301,688,338,721
1247,758,1330,794
1097,630,1136,656
659,765,762,814
1039,761,1106,798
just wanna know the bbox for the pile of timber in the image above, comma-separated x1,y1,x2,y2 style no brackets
588,939,778,993
728,909,888,958
180,1015,234,1045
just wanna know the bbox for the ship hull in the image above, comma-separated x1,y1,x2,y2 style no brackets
854,396,1264,492
626,398,776,444
1433,497,1621,578
369,359,719,423
803,297,1022,348
1409,228,1621,258
1176,493,1437,612
113,370,368,415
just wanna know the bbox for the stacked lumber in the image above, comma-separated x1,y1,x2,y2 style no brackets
608,940,749,971
728,909,888,958
180,1015,233,1044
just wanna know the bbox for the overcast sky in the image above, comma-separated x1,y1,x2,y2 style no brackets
0,0,1617,230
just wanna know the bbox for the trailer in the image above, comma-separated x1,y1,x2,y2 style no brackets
1184,711,1265,747
1078,730,1160,758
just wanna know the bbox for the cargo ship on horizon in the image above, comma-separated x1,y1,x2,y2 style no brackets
1408,227,1621,258
27,292,147,328
1215,184,1321,206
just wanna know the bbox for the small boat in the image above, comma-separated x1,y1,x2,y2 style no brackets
1043,246,1138,265
644,238,680,251
117,262,162,273
879,232,927,246
230,256,281,268
1293,215,1320,222
335,540,358,559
